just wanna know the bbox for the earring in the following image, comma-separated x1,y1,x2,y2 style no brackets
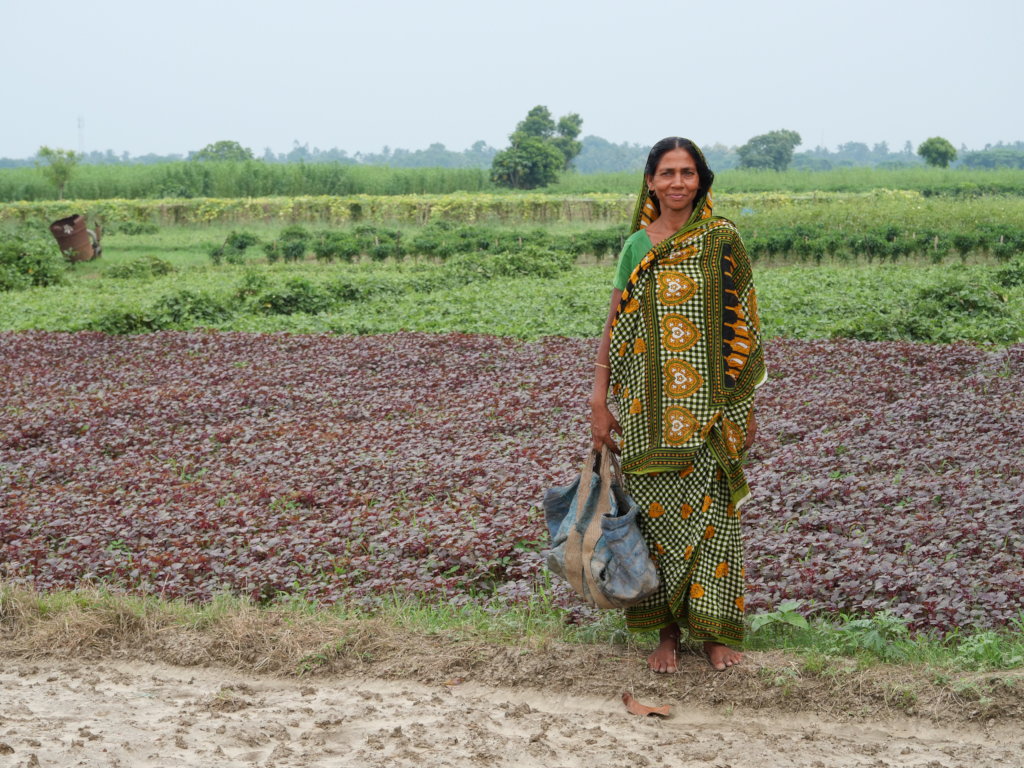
647,188,656,198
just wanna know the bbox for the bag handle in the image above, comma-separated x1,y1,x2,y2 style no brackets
562,450,596,600
565,448,617,610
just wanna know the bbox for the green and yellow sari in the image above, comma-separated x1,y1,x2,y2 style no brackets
609,152,766,643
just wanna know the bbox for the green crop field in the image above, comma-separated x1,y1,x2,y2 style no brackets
4,161,1024,202
2,220,1022,344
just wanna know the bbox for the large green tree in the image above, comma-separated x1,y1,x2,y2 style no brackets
737,130,802,171
491,106,583,188
917,136,957,168
191,140,255,162
35,146,80,200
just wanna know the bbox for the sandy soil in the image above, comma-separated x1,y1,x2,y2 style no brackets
1,657,1022,768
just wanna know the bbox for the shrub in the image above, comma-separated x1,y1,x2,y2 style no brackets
151,289,235,325
276,225,311,263
915,277,1005,317
114,220,160,235
449,245,574,282
233,270,271,299
210,230,260,265
90,307,169,334
0,232,66,291
255,277,332,314
225,230,260,251
313,230,360,263
994,258,1024,289
106,254,176,280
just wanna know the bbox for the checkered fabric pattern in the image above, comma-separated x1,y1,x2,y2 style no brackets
623,447,745,642
610,217,764,506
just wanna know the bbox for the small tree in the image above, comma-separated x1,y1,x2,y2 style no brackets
737,130,802,171
35,146,80,200
191,140,255,162
491,106,584,188
490,133,564,189
917,137,957,168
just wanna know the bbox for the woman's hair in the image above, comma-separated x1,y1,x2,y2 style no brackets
644,137,715,200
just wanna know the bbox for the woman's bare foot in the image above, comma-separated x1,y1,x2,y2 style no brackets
648,625,680,673
703,641,742,670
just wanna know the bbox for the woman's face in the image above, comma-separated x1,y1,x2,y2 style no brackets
647,148,700,218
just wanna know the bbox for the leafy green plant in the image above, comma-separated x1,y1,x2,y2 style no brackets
448,246,573,282
254,277,332,314
313,230,360,263
35,146,80,199
151,289,235,325
107,254,176,280
233,270,271,300
115,220,160,236
0,231,66,291
824,611,910,662
952,630,1024,671
749,599,811,634
994,257,1024,288
210,230,260,265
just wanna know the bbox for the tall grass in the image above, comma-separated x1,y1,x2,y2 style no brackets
553,166,1024,196
0,162,494,202
6,162,1024,202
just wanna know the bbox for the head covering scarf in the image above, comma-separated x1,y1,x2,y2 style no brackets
609,139,766,507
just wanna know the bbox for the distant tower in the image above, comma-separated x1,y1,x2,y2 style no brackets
78,116,85,155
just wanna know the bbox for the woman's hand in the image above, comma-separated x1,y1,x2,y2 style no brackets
590,401,622,454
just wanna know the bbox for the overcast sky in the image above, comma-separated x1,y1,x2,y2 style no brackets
3,0,1021,158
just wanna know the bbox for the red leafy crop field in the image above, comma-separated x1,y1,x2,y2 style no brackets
1,332,1021,632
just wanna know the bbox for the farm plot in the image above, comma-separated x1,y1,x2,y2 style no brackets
1,332,1021,633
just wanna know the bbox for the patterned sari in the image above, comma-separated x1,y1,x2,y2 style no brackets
609,152,766,643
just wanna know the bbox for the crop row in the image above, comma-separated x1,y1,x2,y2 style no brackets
5,162,1024,202
1,332,1020,633
2,252,1022,344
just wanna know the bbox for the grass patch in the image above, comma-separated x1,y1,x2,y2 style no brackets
3,582,1021,674
3,582,1022,723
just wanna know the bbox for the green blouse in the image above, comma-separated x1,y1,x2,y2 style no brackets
612,229,653,291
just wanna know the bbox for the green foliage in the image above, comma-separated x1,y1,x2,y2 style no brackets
106,254,177,279
552,113,584,170
262,226,310,264
253,277,333,314
824,612,911,663
152,289,235,324
192,140,255,163
2,218,1024,343
225,230,260,251
448,246,574,282
917,136,957,168
35,146,80,200
233,269,271,299
737,130,802,172
491,105,584,188
0,230,67,291
90,289,233,333
114,220,160,235
950,628,1024,670
210,229,261,266
312,230,360,263
491,134,564,190
994,257,1024,288
750,599,811,634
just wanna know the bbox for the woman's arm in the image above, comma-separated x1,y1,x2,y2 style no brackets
590,288,623,453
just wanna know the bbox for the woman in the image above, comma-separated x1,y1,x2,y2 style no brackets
590,137,766,673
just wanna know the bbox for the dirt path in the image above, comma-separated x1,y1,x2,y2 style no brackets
1,657,1021,768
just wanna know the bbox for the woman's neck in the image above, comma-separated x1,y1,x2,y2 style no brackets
652,204,693,235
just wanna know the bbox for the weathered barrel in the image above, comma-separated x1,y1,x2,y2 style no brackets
49,214,95,261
